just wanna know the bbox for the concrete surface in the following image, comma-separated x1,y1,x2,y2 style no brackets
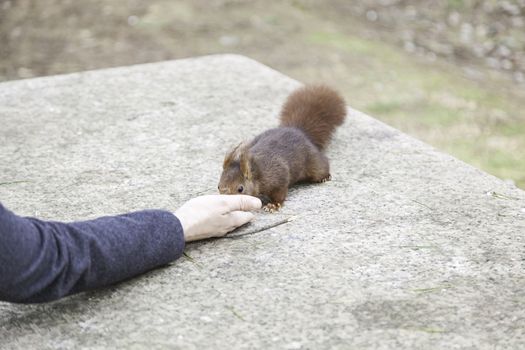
0,54,524,349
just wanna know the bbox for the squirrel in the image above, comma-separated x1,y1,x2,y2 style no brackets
218,84,347,212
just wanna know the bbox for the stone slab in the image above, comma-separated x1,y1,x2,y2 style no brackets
0,54,524,349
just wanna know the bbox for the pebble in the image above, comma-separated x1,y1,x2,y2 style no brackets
200,316,213,323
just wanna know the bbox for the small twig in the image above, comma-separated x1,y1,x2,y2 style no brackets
0,180,31,186
486,191,518,200
397,245,438,250
224,215,298,239
412,327,447,334
225,306,245,321
412,284,452,293
182,252,203,269
411,199,433,210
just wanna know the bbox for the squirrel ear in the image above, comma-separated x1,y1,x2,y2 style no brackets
239,147,253,180
223,142,242,169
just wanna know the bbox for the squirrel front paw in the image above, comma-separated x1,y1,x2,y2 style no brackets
314,174,331,183
321,174,332,183
263,202,282,213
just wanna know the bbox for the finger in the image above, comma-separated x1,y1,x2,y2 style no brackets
225,210,255,229
223,195,262,212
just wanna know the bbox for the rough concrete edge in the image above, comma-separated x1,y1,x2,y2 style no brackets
0,54,288,87
347,107,525,196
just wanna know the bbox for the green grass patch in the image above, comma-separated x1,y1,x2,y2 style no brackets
308,31,385,56
498,121,525,137
366,101,403,114
447,0,465,9
366,100,463,127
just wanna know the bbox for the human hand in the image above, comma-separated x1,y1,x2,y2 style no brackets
175,195,262,242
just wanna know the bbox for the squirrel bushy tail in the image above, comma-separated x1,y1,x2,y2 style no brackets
279,85,347,151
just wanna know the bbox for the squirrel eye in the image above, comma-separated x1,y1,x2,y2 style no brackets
237,185,244,193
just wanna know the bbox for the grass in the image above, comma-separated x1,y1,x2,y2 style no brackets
307,28,524,188
308,31,381,55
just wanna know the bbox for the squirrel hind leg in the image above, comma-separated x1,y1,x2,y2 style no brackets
306,153,331,183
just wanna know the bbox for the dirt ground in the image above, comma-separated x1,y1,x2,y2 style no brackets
1,0,524,188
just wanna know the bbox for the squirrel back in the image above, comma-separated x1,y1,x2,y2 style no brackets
219,84,347,210
279,85,347,151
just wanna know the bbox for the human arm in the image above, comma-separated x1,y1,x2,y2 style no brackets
0,203,184,303
0,195,261,304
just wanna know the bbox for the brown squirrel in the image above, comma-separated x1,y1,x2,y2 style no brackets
218,85,347,211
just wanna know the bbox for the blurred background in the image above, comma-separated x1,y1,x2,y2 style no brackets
1,0,524,188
